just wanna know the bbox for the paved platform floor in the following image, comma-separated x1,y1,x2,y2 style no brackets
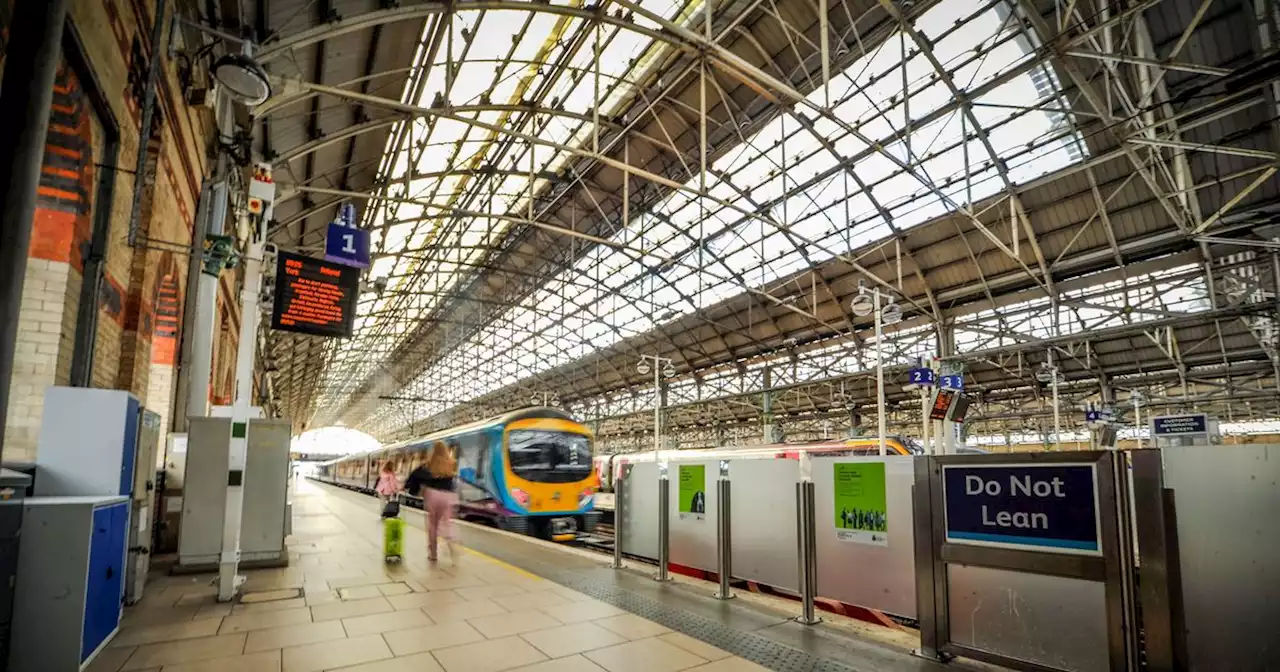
89,479,973,672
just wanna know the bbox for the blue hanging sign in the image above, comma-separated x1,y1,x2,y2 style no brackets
1085,409,1100,423
325,223,370,269
942,462,1102,555
908,367,936,386
939,374,964,390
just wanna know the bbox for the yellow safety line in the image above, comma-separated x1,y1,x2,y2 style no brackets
457,545,541,580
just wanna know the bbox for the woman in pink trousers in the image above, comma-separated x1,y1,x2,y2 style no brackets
404,441,459,563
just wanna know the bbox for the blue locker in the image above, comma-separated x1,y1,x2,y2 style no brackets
7,496,128,671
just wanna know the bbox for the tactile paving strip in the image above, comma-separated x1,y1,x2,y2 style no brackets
548,568,859,672
465,530,858,672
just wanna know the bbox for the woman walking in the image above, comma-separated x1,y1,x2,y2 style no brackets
404,442,459,563
374,462,398,513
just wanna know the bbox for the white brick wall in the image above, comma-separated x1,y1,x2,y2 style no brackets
146,363,174,467
4,260,74,462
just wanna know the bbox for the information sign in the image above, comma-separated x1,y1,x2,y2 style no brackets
930,388,958,420
270,251,360,338
678,464,706,520
940,374,964,390
908,367,936,386
833,462,888,546
324,222,371,269
1151,414,1207,436
942,463,1101,555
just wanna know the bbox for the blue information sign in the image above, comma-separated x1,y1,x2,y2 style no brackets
942,463,1101,555
908,367,936,386
339,203,357,228
324,222,370,269
1151,414,1207,436
939,374,963,390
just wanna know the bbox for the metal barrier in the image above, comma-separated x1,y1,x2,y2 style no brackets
608,448,1280,671
654,473,671,582
714,477,733,600
795,480,820,624
610,474,624,569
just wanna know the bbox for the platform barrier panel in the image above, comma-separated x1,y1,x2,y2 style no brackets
727,459,799,592
668,460,719,573
948,565,1109,672
1162,444,1280,671
619,462,659,560
811,455,916,618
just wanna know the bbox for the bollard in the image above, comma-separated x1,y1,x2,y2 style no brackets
610,475,624,569
655,475,672,581
714,478,735,599
794,480,821,624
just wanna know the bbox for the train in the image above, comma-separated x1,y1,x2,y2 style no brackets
313,407,599,541
591,435,926,493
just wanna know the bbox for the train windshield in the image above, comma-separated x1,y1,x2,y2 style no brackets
507,430,592,483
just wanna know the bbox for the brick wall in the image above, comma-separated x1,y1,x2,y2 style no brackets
0,0,241,461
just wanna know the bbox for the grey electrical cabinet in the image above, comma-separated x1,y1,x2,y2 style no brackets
176,417,290,571
8,496,129,672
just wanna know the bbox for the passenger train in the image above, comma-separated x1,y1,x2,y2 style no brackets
313,407,599,541
592,435,924,493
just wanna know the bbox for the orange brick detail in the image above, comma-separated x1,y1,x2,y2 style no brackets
28,208,76,263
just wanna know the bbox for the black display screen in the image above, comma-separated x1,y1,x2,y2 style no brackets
270,250,360,338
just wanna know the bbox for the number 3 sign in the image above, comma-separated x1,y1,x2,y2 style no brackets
325,221,370,269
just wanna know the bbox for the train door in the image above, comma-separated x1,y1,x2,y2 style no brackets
456,433,491,503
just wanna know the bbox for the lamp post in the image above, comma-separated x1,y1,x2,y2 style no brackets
1037,358,1062,450
637,355,675,463
850,283,902,457
1131,390,1145,449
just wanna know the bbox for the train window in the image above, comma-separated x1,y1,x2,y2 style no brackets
507,430,592,484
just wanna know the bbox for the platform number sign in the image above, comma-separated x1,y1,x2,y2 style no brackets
939,374,964,391
908,367,936,386
325,222,370,269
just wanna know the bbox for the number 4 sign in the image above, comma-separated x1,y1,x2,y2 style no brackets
325,221,370,269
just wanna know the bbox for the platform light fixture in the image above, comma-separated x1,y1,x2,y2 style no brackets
850,282,904,457
212,52,272,106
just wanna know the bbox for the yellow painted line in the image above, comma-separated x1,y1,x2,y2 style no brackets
457,544,541,580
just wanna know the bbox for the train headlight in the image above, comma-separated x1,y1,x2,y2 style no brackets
511,489,530,507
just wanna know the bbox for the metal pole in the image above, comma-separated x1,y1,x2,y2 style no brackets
794,480,821,624
187,92,234,421
655,473,671,581
1133,395,1144,450
714,477,734,599
611,472,624,569
921,388,931,455
173,181,212,433
876,291,887,456
127,0,167,247
0,0,71,462
1052,370,1062,450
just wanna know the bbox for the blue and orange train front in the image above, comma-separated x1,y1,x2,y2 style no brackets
492,417,597,540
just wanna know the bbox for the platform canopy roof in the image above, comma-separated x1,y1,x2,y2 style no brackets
217,0,1280,447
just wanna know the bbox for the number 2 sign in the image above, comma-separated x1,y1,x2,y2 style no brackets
325,222,370,269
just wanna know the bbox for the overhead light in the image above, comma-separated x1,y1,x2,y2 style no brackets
662,364,676,378
881,301,903,325
529,395,541,406
637,360,651,376
212,53,272,106
849,292,874,317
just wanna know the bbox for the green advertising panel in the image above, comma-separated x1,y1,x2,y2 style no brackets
833,462,888,546
678,464,706,520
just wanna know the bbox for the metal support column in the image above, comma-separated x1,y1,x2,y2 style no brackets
794,480,821,624
0,0,72,461
655,473,671,581
714,477,734,600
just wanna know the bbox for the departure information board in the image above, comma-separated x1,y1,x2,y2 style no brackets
270,250,359,338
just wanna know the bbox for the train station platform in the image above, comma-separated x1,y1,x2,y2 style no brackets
92,479,989,672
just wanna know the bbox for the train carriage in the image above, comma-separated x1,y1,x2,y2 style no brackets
314,407,599,541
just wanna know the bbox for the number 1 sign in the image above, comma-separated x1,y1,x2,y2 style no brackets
325,222,370,269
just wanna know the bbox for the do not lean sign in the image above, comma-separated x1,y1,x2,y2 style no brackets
942,463,1102,556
